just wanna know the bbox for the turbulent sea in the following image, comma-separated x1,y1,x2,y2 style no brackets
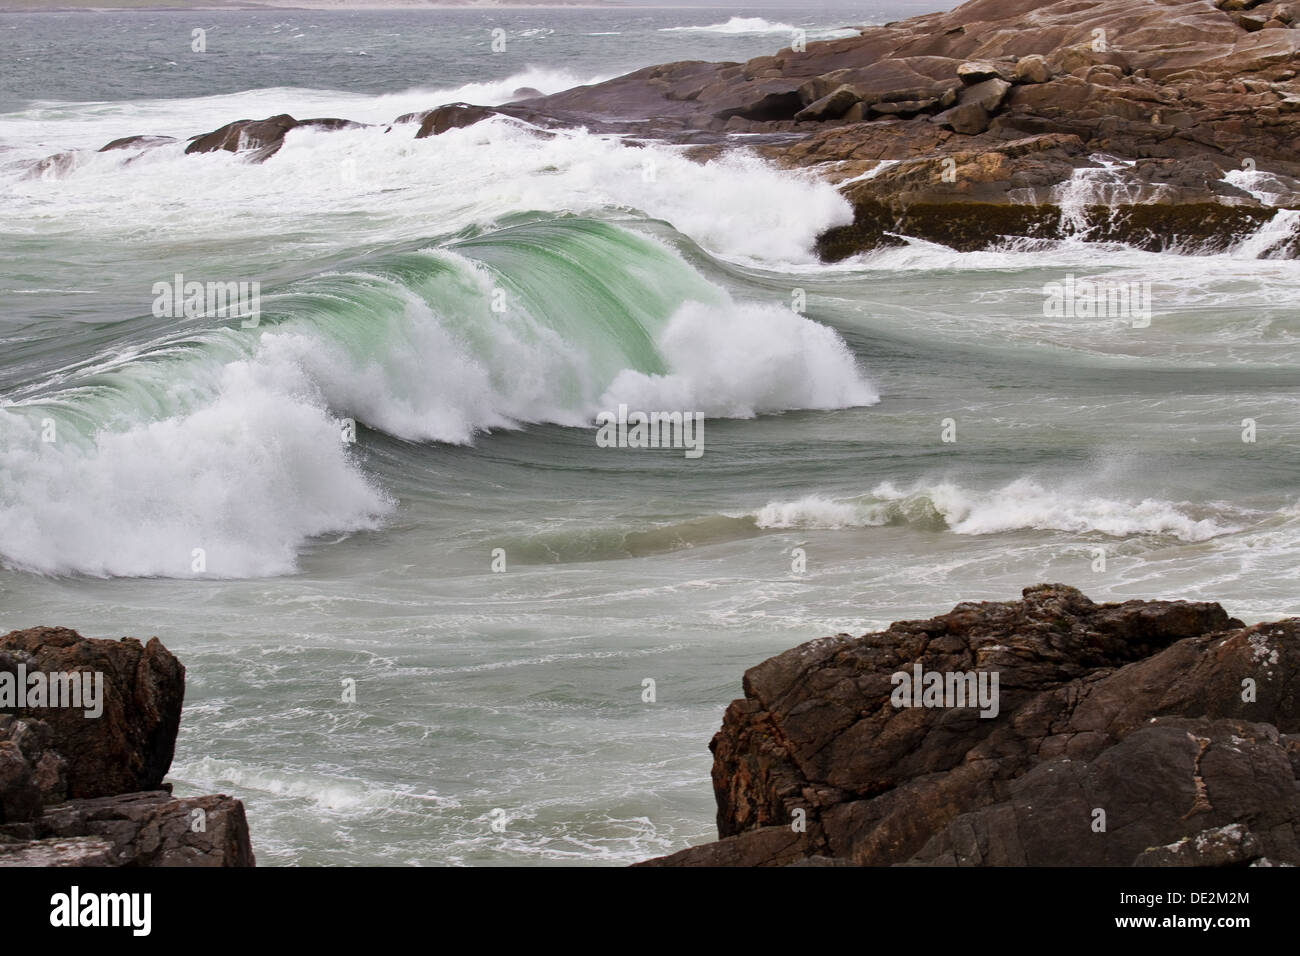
1,5,1298,865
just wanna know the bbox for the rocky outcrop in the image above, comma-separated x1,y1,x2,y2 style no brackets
414,103,500,139
638,585,1300,866
508,0,1300,256
0,627,254,867
0,626,182,798
185,114,366,162
37,0,1300,254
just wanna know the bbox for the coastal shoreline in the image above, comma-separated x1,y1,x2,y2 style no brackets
18,0,1300,260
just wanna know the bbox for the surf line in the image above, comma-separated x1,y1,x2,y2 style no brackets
595,404,705,459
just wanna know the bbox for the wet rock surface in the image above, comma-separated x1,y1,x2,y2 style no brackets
0,627,254,867
637,585,1300,866
46,0,1300,256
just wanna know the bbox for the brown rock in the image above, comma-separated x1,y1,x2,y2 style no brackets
98,134,177,152
0,626,184,799
794,85,861,121
959,76,1012,111
415,104,499,138
0,835,116,867
957,60,1003,83
932,100,991,133
1013,54,1053,83
639,586,1300,866
0,741,41,823
0,715,66,805
185,113,299,161
64,0,1300,260
26,790,256,867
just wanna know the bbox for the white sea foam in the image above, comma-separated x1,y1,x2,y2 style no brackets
659,17,858,38
0,361,393,578
0,68,611,152
754,478,1245,542
600,300,878,418
2,108,850,266
660,17,800,34
0,226,875,577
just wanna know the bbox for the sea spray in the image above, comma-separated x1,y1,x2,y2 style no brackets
0,220,875,577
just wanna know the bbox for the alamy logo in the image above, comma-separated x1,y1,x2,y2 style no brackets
1042,273,1151,327
0,667,104,718
152,273,261,326
50,887,151,936
595,404,705,459
890,664,1000,718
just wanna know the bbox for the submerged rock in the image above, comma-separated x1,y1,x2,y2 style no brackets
98,134,177,152
638,585,1300,866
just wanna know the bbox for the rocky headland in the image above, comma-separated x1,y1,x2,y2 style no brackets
24,0,1300,259
636,585,1299,866
0,627,254,866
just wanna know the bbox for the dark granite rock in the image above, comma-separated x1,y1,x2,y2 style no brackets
639,585,1300,866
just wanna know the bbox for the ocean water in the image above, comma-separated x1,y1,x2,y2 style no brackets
1,5,1298,865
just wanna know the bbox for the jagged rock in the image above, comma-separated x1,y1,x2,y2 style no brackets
0,627,254,867
0,715,66,806
4,790,256,867
394,108,433,125
639,585,1300,866
908,718,1297,865
1,627,183,799
795,85,861,121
